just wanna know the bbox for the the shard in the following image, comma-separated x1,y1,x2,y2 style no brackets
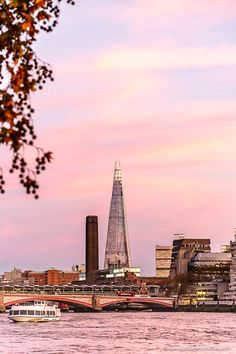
104,161,131,269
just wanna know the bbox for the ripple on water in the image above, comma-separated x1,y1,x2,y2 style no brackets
1,312,236,354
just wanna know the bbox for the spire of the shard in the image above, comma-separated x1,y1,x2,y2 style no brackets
104,161,131,269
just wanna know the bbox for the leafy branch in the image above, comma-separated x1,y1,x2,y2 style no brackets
0,0,75,198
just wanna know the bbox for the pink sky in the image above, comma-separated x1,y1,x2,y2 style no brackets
1,1,236,275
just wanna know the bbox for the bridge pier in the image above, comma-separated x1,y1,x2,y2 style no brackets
92,295,102,311
0,296,6,313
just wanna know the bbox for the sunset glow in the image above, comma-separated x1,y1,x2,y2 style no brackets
1,0,236,275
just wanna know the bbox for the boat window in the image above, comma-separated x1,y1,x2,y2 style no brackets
13,310,19,315
20,310,27,315
35,310,41,316
9,310,13,315
28,310,34,316
41,311,45,315
46,311,50,316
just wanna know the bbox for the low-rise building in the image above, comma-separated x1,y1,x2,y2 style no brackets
195,280,229,301
28,268,80,286
4,267,22,283
96,267,141,285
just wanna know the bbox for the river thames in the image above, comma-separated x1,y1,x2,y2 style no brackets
0,312,235,354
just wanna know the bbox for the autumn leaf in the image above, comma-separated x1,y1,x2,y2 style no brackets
21,20,34,32
0,0,75,196
34,0,46,9
44,151,53,163
37,11,51,21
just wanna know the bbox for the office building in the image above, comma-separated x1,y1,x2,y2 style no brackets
155,245,173,278
104,161,131,269
171,235,211,276
222,229,236,300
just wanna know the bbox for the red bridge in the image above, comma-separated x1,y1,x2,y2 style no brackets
0,293,175,312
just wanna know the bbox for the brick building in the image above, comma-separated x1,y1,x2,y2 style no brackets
28,268,80,286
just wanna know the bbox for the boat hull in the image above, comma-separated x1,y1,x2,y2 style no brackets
8,315,61,323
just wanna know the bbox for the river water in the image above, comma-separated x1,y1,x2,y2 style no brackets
0,312,235,354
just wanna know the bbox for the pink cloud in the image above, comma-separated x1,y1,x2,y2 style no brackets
121,0,236,27
97,45,236,71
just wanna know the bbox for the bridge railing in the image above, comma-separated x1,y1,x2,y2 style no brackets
0,284,162,297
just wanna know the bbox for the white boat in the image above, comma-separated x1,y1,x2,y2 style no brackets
7,301,61,323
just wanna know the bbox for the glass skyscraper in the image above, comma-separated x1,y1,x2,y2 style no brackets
104,161,131,269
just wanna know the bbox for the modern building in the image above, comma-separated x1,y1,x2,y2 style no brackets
222,229,236,300
221,245,231,253
97,267,140,285
171,235,211,276
189,252,231,281
190,252,231,267
195,280,229,301
155,245,173,278
104,161,131,269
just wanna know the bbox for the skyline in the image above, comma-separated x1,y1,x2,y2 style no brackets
1,1,236,275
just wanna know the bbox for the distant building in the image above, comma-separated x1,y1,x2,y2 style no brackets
190,252,231,267
28,268,80,286
155,245,173,278
171,235,211,276
189,252,231,280
97,267,140,285
221,245,231,253
104,161,131,269
222,229,236,300
72,264,85,273
195,280,229,301
4,267,22,282
29,271,47,285
72,264,86,281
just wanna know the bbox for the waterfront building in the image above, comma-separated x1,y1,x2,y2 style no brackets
195,280,229,301
104,161,131,269
171,235,211,276
97,267,140,285
189,252,231,280
155,245,173,278
222,229,236,300
28,268,80,286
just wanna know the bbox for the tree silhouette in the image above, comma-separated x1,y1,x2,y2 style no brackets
0,0,75,198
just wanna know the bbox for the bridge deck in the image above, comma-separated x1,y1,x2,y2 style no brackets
0,293,175,312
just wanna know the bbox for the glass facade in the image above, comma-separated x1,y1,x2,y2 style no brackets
104,162,131,269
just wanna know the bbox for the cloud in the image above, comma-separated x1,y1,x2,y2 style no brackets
121,0,236,27
97,45,236,71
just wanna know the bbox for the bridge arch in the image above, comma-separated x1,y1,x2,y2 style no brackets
100,297,174,310
4,295,93,310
